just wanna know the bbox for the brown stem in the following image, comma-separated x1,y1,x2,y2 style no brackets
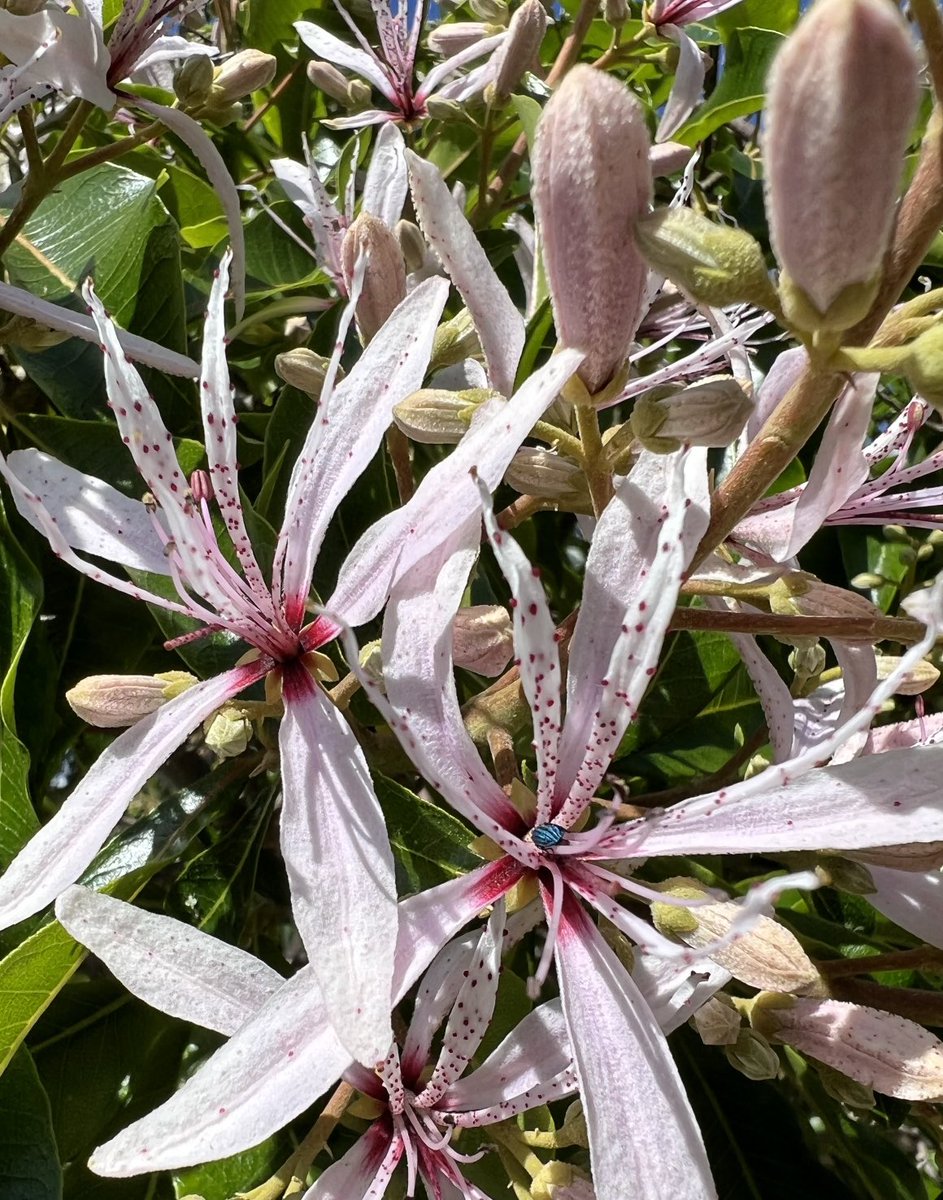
818,947,943,980
826,977,943,1026
385,424,415,504
487,726,519,790
496,493,552,530
912,0,943,102
58,120,164,180
668,607,929,646
693,75,943,569
616,724,770,811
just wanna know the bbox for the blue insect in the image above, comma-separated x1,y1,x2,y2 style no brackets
531,822,566,849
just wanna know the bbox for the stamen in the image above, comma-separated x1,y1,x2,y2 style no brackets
529,861,564,999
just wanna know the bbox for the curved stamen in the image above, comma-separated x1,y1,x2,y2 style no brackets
529,860,564,999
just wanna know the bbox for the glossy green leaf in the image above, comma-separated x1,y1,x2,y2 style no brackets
0,498,42,869
4,164,188,422
0,1047,61,1200
173,1136,285,1200
375,774,479,893
675,29,784,147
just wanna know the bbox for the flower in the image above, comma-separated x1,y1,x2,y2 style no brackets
358,449,943,1200
0,251,451,1067
295,0,506,130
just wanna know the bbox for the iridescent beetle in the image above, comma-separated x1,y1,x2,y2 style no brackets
531,822,566,849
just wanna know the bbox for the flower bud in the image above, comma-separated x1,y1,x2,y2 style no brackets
452,604,514,676
814,856,876,896
204,705,252,758
424,95,467,121
306,59,352,104
173,54,214,108
875,654,940,696
769,572,882,624
0,314,70,351
0,0,47,12
504,447,592,511
817,1063,876,1109
649,141,691,179
428,21,500,57
488,0,546,104
395,219,429,274
751,995,943,1101
764,0,919,333
347,78,373,108
652,880,821,994
635,206,777,310
724,1028,780,1081
358,639,386,692
603,0,629,27
849,842,943,872
531,1162,596,1200
393,388,489,443
693,996,741,1046
210,49,277,105
470,0,508,20
532,64,652,394
431,308,482,371
341,213,407,343
630,375,753,452
67,671,196,728
275,348,336,398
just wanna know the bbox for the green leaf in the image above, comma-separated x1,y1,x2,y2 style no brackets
0,1047,61,1200
510,94,542,150
245,0,312,50
173,1137,285,1200
675,29,784,147
4,164,188,422
0,921,85,1077
715,0,799,35
375,774,479,893
0,497,42,869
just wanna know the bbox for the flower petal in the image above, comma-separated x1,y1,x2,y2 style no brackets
439,998,576,1121
328,348,583,628
55,886,281,1035
407,150,524,397
338,536,533,847
600,744,943,858
295,19,398,103
0,280,199,376
5,449,169,574
132,99,246,319
655,27,705,141
0,664,261,932
272,151,345,288
275,275,449,628
867,865,943,949
415,32,506,103
402,931,480,1080
89,963,349,1176
304,1121,394,1200
199,251,273,609
555,448,709,821
416,903,506,1106
479,482,562,821
280,664,397,1068
553,892,716,1200
362,121,408,230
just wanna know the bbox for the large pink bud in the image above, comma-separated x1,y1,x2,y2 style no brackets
764,0,919,331
532,64,652,394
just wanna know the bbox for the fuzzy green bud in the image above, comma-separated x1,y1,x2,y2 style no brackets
306,59,352,104
636,206,778,310
274,348,336,398
393,387,489,443
630,375,753,452
173,54,214,108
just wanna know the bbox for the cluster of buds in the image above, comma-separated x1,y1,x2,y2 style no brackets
174,50,276,124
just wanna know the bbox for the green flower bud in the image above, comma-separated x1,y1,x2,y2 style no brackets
275,348,337,398
393,387,489,443
630,375,753,452
306,59,352,105
173,54,214,108
725,1027,781,1081
635,206,778,311
66,671,196,728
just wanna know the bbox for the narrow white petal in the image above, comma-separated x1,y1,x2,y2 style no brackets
55,887,281,1035
554,896,716,1200
0,665,261,931
362,122,408,229
407,150,524,396
275,276,449,626
280,666,397,1068
89,964,349,1176
329,348,583,628
0,280,198,376
295,19,398,102
6,449,169,574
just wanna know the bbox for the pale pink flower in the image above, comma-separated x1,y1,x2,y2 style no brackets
295,0,506,130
